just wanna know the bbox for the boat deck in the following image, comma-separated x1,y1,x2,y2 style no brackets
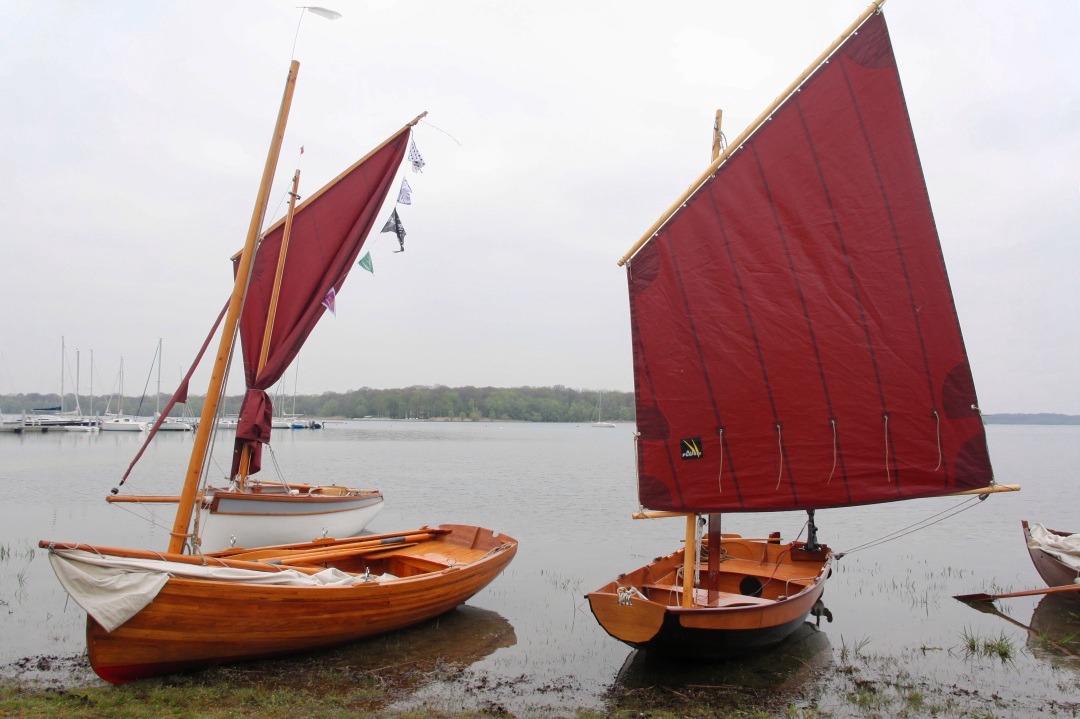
643,583,775,608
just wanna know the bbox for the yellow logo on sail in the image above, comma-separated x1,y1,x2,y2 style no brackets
680,437,703,460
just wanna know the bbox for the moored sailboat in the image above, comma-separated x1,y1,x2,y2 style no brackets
100,357,147,432
587,1,1011,657
106,86,421,549
41,55,516,682
592,391,616,428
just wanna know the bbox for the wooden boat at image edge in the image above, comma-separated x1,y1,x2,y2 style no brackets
1023,520,1080,591
43,524,516,683
588,535,829,657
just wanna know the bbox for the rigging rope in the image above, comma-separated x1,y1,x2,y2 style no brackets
775,424,785,490
932,409,943,471
717,427,724,494
883,413,892,483
835,493,988,559
827,418,838,485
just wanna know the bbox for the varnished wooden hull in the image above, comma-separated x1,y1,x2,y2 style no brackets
66,524,516,683
587,535,830,658
1023,520,1080,592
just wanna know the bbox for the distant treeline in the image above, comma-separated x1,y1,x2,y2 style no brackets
0,385,636,423
982,413,1080,425
5,390,1077,426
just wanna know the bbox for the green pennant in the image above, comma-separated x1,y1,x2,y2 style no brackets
358,251,374,274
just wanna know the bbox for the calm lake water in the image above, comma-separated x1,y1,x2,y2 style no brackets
1,421,1078,716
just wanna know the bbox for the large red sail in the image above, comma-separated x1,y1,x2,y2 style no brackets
231,127,411,477
628,12,992,513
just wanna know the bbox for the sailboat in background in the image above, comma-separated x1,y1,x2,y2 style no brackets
587,2,1016,657
100,357,147,432
62,347,99,432
42,54,516,683
150,339,194,432
592,391,616,428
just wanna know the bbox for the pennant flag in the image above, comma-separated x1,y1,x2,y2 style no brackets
381,208,406,252
358,251,374,274
397,178,413,205
321,287,337,316
408,139,425,173
300,145,305,155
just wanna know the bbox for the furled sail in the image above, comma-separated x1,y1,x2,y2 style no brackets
627,12,992,514
231,127,412,477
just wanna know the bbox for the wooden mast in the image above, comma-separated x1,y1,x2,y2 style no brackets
618,0,886,267
168,60,300,555
236,168,303,486
711,109,723,162
678,108,729,609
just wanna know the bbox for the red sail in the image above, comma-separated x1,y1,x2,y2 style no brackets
231,128,411,477
628,12,992,513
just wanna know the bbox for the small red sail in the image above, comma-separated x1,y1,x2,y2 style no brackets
628,12,992,513
231,128,411,477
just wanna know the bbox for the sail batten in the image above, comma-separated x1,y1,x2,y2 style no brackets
630,12,991,514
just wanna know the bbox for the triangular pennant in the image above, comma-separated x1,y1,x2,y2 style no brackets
381,208,406,252
358,251,374,274
408,139,425,173
397,178,413,205
321,287,337,316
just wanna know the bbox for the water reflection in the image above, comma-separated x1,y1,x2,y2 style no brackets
613,617,829,695
1028,594,1080,663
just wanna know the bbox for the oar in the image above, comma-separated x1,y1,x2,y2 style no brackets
954,583,1080,603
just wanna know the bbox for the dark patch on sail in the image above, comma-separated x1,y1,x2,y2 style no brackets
842,13,894,70
941,362,977,418
628,242,661,290
639,473,675,508
954,436,992,489
635,404,669,441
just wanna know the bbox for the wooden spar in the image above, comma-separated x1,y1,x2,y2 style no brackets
954,583,1080,603
252,111,430,242
633,510,688,520
617,0,887,267
634,484,1019,521
39,540,321,575
167,60,300,555
681,514,696,607
711,109,723,162
236,167,303,486
107,494,193,504
950,483,1021,496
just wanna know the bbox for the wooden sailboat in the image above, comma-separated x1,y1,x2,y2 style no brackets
105,87,409,551
41,59,517,683
1023,521,1080,593
587,2,1005,657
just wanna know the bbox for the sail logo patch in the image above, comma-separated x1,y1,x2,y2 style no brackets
680,437,703,460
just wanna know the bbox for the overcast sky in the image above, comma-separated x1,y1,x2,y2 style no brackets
1,1,1077,414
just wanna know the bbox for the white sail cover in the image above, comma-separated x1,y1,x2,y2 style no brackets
48,549,360,632
1027,524,1080,573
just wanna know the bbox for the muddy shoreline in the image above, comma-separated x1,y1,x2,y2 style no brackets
3,610,1078,718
